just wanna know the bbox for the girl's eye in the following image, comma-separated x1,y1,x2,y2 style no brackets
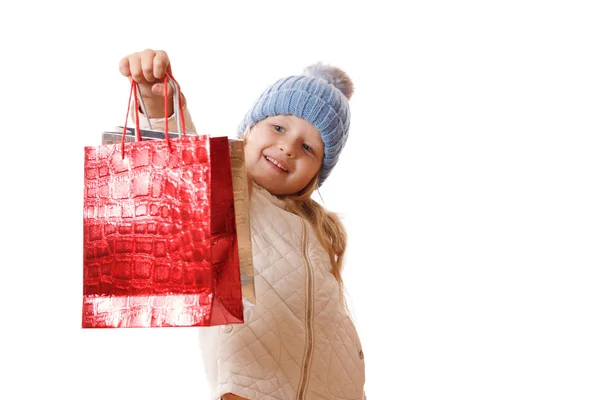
274,125,284,133
302,143,314,154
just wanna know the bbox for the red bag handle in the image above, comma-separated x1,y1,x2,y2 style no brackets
121,72,187,158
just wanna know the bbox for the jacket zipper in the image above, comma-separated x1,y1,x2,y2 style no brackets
296,220,315,400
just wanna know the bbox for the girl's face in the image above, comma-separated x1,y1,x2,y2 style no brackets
244,115,324,196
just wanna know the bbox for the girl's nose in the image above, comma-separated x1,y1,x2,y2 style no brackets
279,144,295,157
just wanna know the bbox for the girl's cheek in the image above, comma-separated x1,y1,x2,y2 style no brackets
243,144,254,164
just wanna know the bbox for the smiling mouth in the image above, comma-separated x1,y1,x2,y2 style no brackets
265,156,289,172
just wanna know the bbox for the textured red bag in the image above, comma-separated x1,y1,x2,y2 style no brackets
82,74,243,328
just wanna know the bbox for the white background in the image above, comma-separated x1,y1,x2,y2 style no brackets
1,1,599,399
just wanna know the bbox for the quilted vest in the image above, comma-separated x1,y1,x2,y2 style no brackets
199,184,366,400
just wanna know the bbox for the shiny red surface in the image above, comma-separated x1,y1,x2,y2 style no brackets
82,136,243,328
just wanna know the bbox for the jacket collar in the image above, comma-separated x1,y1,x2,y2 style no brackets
252,183,287,210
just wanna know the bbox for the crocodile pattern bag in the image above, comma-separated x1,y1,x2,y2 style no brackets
82,75,243,328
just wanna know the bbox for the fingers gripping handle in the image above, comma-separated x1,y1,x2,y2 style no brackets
121,72,187,158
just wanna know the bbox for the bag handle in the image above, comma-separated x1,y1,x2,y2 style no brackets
164,72,187,139
121,72,187,158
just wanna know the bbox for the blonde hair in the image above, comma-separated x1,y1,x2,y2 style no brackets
242,126,348,300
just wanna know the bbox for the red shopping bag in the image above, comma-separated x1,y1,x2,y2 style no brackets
82,74,243,328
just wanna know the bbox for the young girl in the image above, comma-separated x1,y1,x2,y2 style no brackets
119,49,366,400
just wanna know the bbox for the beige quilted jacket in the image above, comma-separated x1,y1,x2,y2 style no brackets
136,105,366,400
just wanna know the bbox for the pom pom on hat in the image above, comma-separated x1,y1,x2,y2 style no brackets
302,61,354,100
238,62,354,187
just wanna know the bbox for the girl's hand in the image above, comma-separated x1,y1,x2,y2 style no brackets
118,49,174,117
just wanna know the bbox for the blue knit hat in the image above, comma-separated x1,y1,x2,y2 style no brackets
237,62,354,187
